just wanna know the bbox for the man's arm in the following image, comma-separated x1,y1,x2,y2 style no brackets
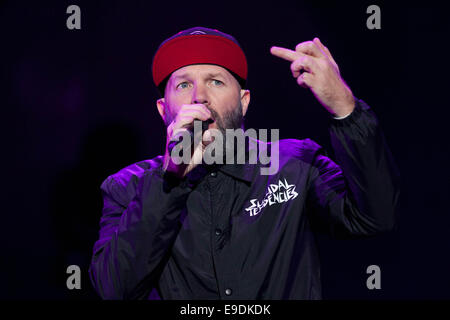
270,38,399,236
305,98,400,237
89,100,213,299
88,166,191,299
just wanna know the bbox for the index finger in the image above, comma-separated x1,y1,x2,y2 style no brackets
270,46,303,62
181,104,212,118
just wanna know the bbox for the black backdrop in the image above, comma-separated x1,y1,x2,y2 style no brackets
1,0,449,300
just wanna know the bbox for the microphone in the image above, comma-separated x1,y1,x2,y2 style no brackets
168,119,213,155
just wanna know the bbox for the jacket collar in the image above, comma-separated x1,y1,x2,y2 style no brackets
212,137,263,184
218,162,255,183
185,138,261,185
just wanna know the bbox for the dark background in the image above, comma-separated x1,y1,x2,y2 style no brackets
1,0,449,300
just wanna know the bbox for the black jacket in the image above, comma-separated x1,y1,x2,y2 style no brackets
88,98,400,299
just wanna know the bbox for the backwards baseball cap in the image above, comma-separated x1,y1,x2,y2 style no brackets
151,26,248,95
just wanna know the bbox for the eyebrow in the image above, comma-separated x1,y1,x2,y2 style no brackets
173,72,227,81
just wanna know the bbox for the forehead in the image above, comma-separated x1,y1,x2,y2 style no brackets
170,64,233,80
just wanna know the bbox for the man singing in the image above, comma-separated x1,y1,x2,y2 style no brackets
88,27,400,299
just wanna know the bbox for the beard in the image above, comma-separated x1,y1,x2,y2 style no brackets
207,102,244,136
205,102,245,165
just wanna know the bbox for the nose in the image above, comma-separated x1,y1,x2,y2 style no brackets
191,82,209,106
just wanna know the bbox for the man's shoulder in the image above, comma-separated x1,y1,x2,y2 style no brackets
276,138,325,169
100,155,164,194
251,137,321,154
263,138,323,162
248,138,325,176
278,138,322,154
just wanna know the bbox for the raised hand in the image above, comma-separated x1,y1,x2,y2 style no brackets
270,38,355,118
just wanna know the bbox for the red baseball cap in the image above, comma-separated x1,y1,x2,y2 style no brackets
151,26,248,95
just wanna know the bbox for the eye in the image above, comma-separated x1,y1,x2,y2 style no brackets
212,79,224,86
176,81,190,89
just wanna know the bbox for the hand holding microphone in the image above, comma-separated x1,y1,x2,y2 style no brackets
168,118,213,155
163,104,214,178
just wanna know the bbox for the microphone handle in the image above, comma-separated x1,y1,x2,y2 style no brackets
167,119,212,155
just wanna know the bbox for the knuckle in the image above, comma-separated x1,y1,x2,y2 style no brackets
291,58,304,69
295,43,303,51
174,114,183,123
175,116,188,126
317,59,327,69
290,60,297,71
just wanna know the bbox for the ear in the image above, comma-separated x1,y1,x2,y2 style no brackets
240,89,250,116
156,97,166,122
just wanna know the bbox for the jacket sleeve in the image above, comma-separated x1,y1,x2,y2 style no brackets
305,98,400,238
88,165,191,299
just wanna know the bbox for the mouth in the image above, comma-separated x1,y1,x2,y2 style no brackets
206,117,215,125
207,107,219,123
